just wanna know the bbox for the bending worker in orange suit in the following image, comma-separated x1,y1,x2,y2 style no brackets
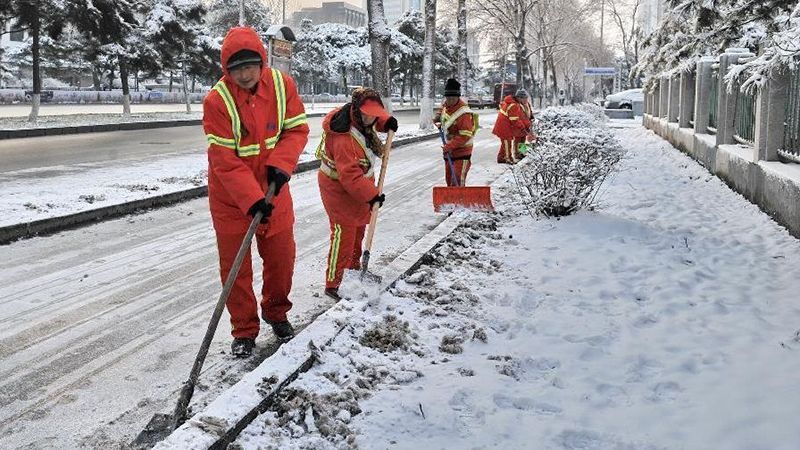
316,88,398,301
434,78,476,186
203,26,309,358
492,88,532,164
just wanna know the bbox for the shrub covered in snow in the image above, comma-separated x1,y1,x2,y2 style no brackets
534,105,605,136
517,106,625,217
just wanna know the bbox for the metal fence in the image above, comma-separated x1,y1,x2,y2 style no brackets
734,87,756,145
781,67,800,161
708,67,719,133
688,71,696,127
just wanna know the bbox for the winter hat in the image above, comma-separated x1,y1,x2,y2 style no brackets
514,88,529,99
351,87,390,120
227,49,263,71
443,78,461,97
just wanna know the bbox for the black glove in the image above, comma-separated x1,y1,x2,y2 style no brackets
266,166,290,195
247,199,274,223
385,116,398,132
368,193,385,208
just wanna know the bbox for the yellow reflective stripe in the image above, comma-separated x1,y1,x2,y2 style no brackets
238,144,260,156
207,134,237,149
284,113,307,129
320,161,339,180
350,127,368,152
327,224,342,281
265,136,279,149
212,81,241,148
509,117,519,121
442,105,471,130
458,130,473,137
271,68,286,129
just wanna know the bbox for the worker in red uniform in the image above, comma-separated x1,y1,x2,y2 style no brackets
203,27,309,357
493,88,532,164
434,78,477,186
316,88,398,300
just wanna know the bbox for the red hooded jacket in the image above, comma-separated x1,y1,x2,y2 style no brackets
203,27,309,235
492,95,532,140
317,106,390,226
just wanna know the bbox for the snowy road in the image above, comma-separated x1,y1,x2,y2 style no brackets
0,130,506,449
0,109,425,173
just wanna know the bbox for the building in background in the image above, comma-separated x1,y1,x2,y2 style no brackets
383,0,420,24
289,1,366,27
0,20,27,53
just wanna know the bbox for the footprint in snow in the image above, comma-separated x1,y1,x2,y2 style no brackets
493,393,562,415
648,381,682,402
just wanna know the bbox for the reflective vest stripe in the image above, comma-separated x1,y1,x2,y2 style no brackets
212,81,242,145
284,113,307,129
441,105,472,131
317,127,375,180
272,69,286,129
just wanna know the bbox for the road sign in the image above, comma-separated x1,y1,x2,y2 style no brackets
584,67,616,76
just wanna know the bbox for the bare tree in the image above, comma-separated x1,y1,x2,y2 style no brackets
419,0,436,129
606,0,642,87
456,0,468,94
473,0,538,89
367,0,393,112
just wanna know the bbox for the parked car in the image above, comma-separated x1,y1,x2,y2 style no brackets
467,95,493,109
604,88,644,109
24,90,54,102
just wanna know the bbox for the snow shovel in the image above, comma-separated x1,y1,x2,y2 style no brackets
360,130,395,282
432,127,494,212
132,182,277,448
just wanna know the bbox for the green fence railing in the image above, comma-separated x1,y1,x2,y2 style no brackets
734,88,756,145
708,68,719,133
783,67,800,160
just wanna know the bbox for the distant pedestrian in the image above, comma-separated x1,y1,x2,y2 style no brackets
203,27,309,357
316,88,398,301
493,88,533,164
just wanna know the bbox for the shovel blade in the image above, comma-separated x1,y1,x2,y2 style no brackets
131,413,174,448
432,186,494,212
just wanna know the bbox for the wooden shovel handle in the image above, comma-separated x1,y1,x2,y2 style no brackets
362,130,395,255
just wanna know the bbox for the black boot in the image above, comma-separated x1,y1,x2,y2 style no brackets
231,338,255,358
324,288,342,301
268,321,295,342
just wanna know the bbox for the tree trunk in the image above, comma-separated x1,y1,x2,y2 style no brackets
419,0,437,130
92,68,102,91
456,0,468,96
367,0,393,113
27,11,41,123
169,71,173,92
120,57,131,117
514,7,528,90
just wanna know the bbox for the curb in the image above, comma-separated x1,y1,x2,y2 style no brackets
0,132,439,246
153,207,471,450
0,108,422,140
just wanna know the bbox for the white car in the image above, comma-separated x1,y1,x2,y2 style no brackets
604,88,644,109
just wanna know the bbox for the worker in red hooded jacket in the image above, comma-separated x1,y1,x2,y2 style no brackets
492,89,533,164
316,88,398,300
203,27,309,357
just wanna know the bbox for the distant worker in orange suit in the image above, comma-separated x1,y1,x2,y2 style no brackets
493,88,533,164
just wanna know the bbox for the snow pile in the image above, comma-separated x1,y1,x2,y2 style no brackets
519,106,625,216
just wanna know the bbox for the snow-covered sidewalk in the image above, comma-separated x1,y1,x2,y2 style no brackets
233,125,800,449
